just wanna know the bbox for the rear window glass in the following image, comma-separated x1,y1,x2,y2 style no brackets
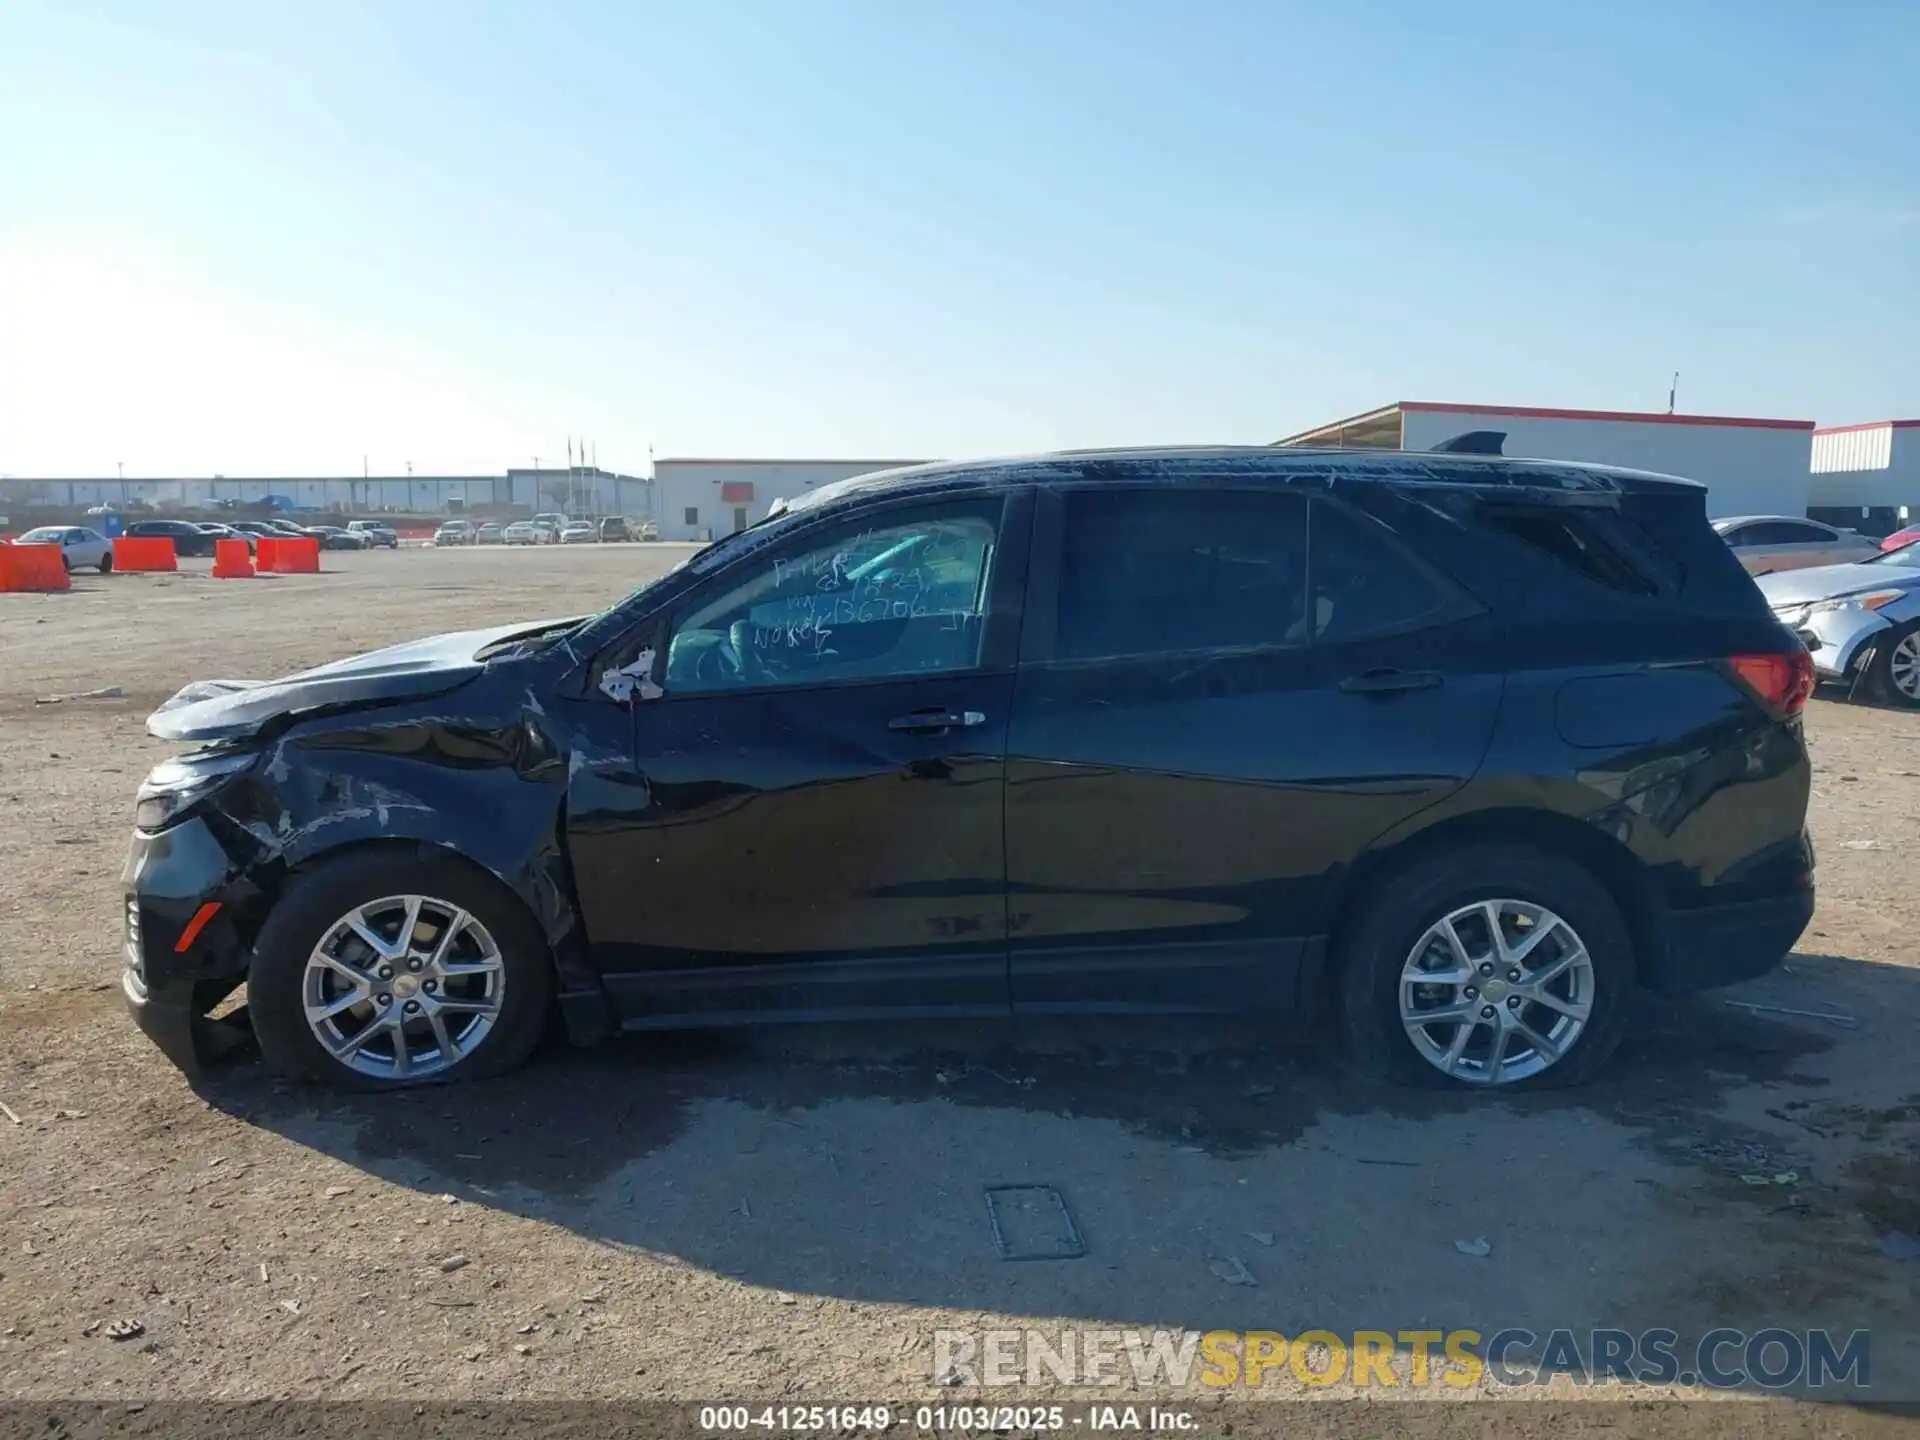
1478,504,1684,597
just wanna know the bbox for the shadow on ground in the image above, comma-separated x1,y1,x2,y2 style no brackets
201,951,1919,1395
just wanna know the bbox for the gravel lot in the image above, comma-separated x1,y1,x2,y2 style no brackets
1,546,1917,1413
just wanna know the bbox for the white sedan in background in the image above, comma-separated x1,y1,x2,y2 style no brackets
559,521,597,544
15,526,114,573
1713,516,1882,576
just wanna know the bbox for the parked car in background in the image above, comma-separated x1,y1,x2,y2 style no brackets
475,522,504,545
530,513,568,544
596,516,631,542
503,521,536,545
266,519,312,538
233,521,291,543
195,522,256,552
304,526,367,551
1879,525,1920,553
560,521,597,544
125,444,1816,1094
1713,516,1882,576
637,520,659,541
1757,542,1920,707
124,519,217,557
434,520,475,546
347,520,399,549
15,525,113,573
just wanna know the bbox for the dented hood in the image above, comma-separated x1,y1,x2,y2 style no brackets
147,618,578,744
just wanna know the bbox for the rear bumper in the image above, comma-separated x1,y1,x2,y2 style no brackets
1639,881,1815,994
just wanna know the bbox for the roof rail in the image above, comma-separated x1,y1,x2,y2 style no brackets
1431,430,1506,455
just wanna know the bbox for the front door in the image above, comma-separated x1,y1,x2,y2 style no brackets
571,490,1031,1024
1005,484,1501,1015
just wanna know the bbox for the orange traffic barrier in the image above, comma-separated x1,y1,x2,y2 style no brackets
264,535,321,573
212,538,255,578
112,536,178,572
254,537,281,572
0,542,71,592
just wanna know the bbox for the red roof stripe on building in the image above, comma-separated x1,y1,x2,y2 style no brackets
1812,420,1920,436
1398,401,1816,431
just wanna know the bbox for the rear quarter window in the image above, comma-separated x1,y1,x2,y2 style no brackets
1475,502,1685,598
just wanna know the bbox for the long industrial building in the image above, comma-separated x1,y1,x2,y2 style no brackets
1275,400,1820,520
4,402,1912,537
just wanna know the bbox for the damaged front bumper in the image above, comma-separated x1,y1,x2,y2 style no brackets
1772,599,1893,682
122,815,266,1076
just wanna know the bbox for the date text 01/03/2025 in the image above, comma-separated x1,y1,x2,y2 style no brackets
695,1406,1200,1433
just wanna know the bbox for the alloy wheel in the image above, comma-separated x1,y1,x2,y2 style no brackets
302,894,505,1080
1398,898,1594,1085
1890,630,1920,701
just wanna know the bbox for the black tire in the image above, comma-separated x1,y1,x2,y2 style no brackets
1866,620,1920,709
1335,843,1635,1091
248,849,553,1090
98,554,112,574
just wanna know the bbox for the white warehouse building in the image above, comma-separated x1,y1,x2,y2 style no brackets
1808,420,1919,535
1276,401,1817,519
649,457,927,542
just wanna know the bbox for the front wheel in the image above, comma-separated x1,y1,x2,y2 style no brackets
98,553,113,574
1867,621,1920,709
248,851,553,1089
1336,844,1634,1090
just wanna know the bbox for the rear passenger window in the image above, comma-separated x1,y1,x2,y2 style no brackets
1750,521,1829,546
1309,502,1459,642
1055,489,1309,660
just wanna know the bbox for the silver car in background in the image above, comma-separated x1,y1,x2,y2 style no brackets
1714,515,1882,576
15,525,114,573
1757,541,1920,707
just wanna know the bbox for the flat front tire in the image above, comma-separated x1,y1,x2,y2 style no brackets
248,850,553,1089
1336,844,1634,1090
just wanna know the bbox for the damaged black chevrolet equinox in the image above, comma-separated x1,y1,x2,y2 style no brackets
124,445,1816,1091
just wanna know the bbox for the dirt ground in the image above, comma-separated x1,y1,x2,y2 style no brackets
1,546,1917,1419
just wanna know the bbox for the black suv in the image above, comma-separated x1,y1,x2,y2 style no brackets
123,446,1814,1092
124,518,218,557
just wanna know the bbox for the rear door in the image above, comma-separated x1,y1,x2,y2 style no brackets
1004,484,1502,1015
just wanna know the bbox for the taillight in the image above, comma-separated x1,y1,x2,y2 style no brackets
1728,651,1814,716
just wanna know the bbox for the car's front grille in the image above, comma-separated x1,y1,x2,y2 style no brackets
124,898,147,997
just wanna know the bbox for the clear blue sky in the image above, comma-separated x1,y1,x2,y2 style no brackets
2,0,1915,477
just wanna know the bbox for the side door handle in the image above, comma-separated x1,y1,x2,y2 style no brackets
888,708,987,733
1338,668,1444,695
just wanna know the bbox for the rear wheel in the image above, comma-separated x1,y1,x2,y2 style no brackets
1868,621,1920,709
1336,845,1635,1090
248,851,553,1089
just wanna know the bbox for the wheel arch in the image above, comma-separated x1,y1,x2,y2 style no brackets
1319,807,1653,1004
268,836,611,1041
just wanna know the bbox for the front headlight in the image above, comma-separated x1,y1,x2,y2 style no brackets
1808,589,1907,615
135,749,258,831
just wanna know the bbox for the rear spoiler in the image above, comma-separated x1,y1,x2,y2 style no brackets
1431,430,1507,455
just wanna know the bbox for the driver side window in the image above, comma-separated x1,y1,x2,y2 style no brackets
664,501,1002,695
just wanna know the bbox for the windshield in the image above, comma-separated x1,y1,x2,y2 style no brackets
1866,539,1920,568
589,506,807,622
19,527,65,542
